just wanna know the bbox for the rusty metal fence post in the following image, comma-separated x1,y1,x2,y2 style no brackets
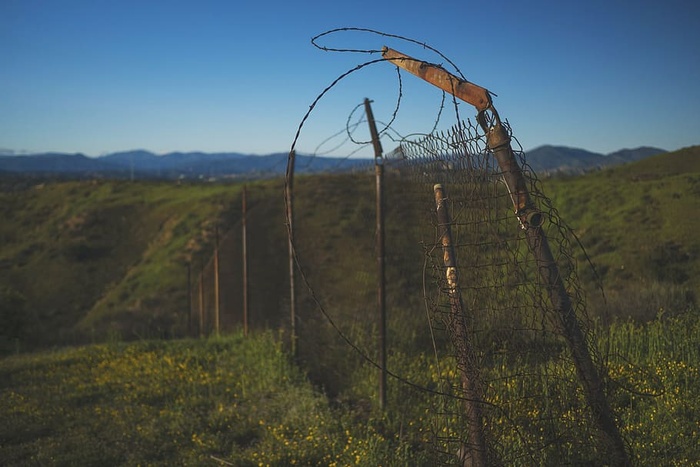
383,46,630,466
286,150,298,358
434,184,488,467
364,98,388,411
486,120,630,465
242,185,249,337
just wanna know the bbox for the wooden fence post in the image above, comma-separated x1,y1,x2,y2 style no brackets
187,262,192,336
434,184,487,467
198,263,205,338
214,226,221,336
383,46,630,465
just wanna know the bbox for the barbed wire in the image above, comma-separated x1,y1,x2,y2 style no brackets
284,28,632,465
289,28,483,163
311,27,468,81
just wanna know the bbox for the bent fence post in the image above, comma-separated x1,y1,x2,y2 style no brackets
383,46,630,466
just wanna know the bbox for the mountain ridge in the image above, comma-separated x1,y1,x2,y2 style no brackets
0,145,668,179
523,145,666,173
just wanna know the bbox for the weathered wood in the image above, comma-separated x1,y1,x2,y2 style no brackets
385,45,630,465
286,150,297,358
487,123,630,465
434,184,488,467
213,226,220,336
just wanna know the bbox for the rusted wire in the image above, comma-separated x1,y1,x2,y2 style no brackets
285,29,630,465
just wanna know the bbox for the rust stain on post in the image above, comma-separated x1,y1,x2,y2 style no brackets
382,47,492,111
487,121,543,229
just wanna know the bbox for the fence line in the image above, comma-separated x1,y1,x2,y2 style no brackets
280,30,631,465
184,30,632,465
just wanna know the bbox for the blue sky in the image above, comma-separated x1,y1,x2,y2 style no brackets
1,0,698,157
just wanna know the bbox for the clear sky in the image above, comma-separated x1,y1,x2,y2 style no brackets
1,0,698,157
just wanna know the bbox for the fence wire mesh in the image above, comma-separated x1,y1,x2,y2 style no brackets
283,29,628,465
387,119,608,464
284,118,624,464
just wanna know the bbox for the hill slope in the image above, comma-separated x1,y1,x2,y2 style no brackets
1,307,698,465
0,180,255,349
524,145,665,173
1,146,698,352
0,332,426,465
542,145,700,317
1,147,699,466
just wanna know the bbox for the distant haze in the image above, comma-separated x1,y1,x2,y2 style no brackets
0,146,667,180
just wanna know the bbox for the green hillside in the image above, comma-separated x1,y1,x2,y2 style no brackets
1,310,698,465
0,179,247,350
1,147,699,465
543,145,700,320
2,147,699,352
0,331,431,465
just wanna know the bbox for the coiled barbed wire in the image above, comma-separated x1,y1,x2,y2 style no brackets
284,28,632,465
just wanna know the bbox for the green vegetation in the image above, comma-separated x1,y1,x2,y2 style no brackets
544,146,700,320
1,146,699,464
0,179,263,350
1,313,698,465
544,146,700,306
0,331,427,465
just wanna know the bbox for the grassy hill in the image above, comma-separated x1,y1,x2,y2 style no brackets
1,146,699,464
1,146,699,352
0,177,308,352
0,331,432,465
543,145,700,320
0,179,248,350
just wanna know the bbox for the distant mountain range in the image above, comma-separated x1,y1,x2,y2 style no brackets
522,145,666,173
0,146,666,179
0,150,370,180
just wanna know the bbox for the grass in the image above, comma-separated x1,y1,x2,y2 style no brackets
2,147,699,351
543,146,700,296
605,311,700,464
0,179,250,350
1,147,700,464
0,330,429,466
1,310,698,465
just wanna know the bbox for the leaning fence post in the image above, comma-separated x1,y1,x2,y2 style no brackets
434,183,488,467
486,120,630,465
383,46,630,466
